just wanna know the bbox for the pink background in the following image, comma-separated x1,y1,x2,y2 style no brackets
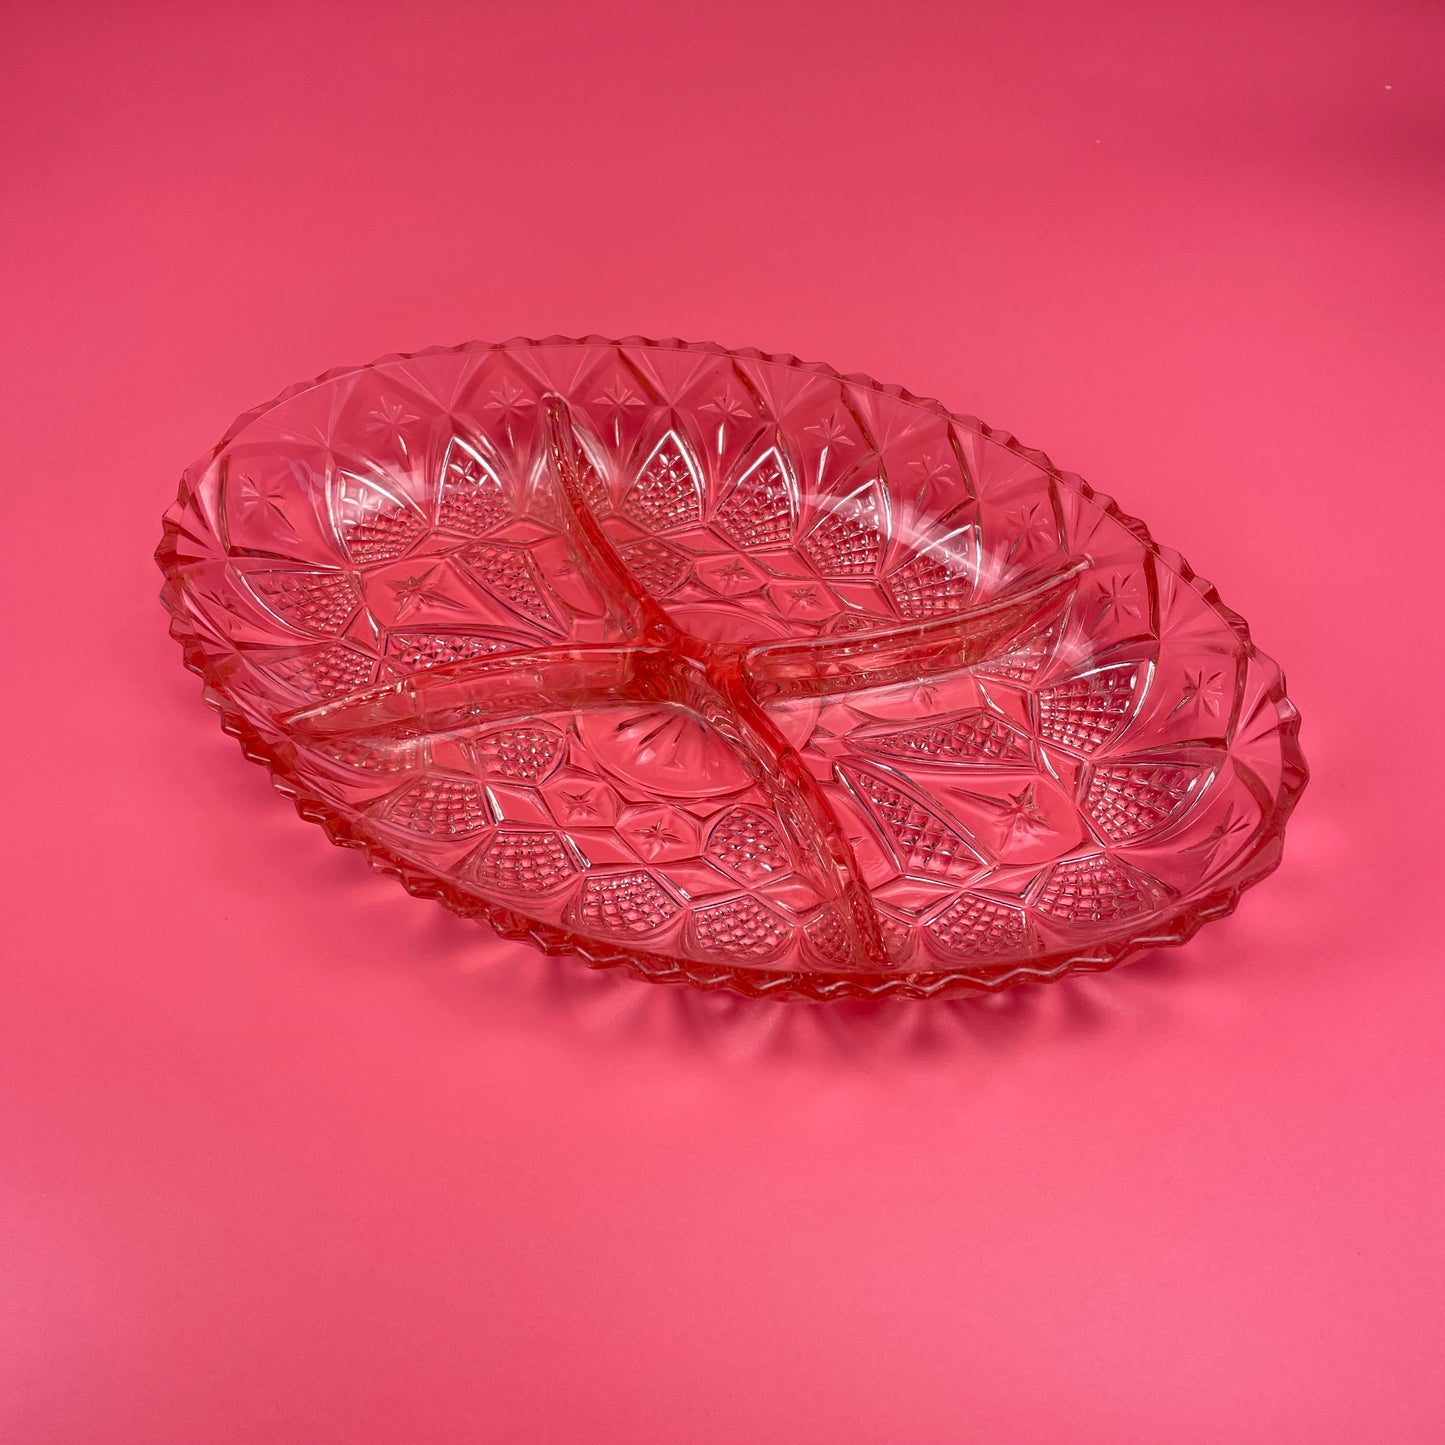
3,1,1443,1440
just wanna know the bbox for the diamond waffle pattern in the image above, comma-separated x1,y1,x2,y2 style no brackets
384,777,492,836
886,552,972,618
1084,760,1206,843
456,542,557,629
387,632,519,670
332,474,426,563
800,494,883,576
619,539,690,596
263,646,375,701
704,808,791,883
470,726,565,783
578,871,679,936
469,830,578,892
839,762,982,882
620,435,701,531
1038,665,1140,753
438,440,508,537
1036,855,1161,924
713,451,793,549
927,894,1029,957
857,710,1031,767
245,569,358,635
691,897,791,961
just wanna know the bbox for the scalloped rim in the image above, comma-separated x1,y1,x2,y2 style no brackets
155,335,1309,1001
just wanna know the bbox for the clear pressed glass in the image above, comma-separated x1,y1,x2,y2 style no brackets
156,338,1307,998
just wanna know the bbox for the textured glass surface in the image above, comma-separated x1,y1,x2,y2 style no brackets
156,338,1307,998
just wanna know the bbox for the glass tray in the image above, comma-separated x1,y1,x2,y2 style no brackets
156,338,1307,999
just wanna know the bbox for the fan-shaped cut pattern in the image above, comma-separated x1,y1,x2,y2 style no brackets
927,894,1031,958
437,437,509,537
800,483,885,577
331,472,426,564
259,645,376,701
1037,664,1142,754
855,709,1033,769
1083,758,1211,843
836,761,985,883
380,776,492,837
712,449,794,550
455,542,560,632
620,432,702,532
244,568,359,636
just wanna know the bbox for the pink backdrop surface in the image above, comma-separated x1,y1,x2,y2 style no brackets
3,2,1443,1440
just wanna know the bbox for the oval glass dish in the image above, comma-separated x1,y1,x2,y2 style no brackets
156,337,1306,999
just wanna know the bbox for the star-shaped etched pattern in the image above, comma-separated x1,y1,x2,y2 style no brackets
1172,667,1226,718
994,783,1050,844
484,381,534,424
1006,502,1058,562
700,389,752,428
594,381,645,418
235,473,299,538
365,397,419,450
1094,573,1145,623
370,397,417,426
805,411,853,450
556,787,601,821
634,819,682,857
591,381,646,444
388,566,467,621
717,559,753,585
909,453,956,489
